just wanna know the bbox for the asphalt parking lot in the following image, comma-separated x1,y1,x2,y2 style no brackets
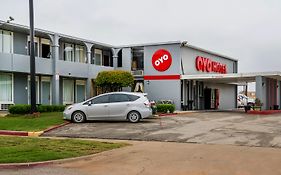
44,112,281,148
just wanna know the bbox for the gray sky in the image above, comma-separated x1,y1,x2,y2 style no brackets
1,0,281,73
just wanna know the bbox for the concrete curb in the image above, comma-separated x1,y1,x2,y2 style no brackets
0,121,70,137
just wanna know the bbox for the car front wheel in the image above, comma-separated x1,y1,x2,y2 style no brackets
127,111,141,123
72,111,86,123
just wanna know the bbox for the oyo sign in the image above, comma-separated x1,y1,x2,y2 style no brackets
152,49,172,72
196,56,227,74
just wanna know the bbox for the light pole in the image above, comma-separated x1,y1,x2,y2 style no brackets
29,0,36,113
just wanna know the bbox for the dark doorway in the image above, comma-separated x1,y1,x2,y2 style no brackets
204,88,212,109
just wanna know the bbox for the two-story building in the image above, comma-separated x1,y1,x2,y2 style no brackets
1,20,281,111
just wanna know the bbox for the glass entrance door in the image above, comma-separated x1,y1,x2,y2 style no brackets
42,81,51,105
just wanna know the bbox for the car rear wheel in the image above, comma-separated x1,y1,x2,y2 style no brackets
72,111,86,123
127,111,141,123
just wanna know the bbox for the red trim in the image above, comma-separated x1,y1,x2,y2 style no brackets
144,75,180,80
0,130,28,136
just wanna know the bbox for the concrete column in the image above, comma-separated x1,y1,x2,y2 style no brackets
255,76,267,110
49,34,61,105
111,48,121,69
84,42,94,99
277,81,281,108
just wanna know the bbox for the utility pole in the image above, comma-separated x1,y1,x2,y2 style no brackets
29,0,36,113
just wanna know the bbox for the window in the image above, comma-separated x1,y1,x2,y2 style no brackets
76,80,86,103
63,79,74,104
41,77,52,105
103,51,110,67
27,36,39,57
75,45,85,63
92,95,109,104
117,49,122,67
0,30,13,53
109,94,130,103
94,49,102,66
0,74,13,103
41,38,51,58
128,95,140,101
132,48,144,71
64,43,74,61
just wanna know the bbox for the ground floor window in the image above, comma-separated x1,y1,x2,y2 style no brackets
76,80,86,102
0,73,13,103
63,79,74,105
41,77,52,105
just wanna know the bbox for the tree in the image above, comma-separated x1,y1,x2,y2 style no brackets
95,70,134,93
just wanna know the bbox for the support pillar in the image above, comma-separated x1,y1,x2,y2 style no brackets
111,48,121,69
84,42,94,99
255,76,267,110
49,34,61,105
277,81,281,109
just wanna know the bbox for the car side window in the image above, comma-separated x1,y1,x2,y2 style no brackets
91,95,109,104
128,95,140,101
109,94,131,103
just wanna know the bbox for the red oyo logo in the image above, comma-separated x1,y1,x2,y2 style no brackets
152,49,172,72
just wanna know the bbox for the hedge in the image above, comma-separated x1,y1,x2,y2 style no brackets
8,105,66,114
156,104,175,113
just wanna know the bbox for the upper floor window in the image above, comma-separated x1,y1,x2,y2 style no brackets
132,48,144,71
94,49,102,66
75,45,86,63
63,43,74,62
0,30,13,54
27,36,51,58
63,43,86,63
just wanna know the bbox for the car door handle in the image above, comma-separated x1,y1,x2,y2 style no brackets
104,105,108,107
126,104,130,106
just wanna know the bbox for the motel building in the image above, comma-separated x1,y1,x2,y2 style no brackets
0,20,281,111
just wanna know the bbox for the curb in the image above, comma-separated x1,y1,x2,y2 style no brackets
0,122,70,137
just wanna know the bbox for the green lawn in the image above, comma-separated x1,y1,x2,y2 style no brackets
0,136,127,163
0,112,65,132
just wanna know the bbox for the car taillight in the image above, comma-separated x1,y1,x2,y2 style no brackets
144,101,151,108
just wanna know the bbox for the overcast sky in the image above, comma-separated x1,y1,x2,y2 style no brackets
1,0,281,73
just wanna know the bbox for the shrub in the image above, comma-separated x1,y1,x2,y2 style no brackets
9,105,66,114
156,104,176,113
8,104,31,114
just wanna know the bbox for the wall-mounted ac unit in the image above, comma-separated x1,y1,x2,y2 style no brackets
0,104,13,111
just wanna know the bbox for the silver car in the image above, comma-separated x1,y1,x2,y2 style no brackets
63,92,152,123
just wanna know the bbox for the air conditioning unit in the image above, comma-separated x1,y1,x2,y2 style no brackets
131,70,144,76
0,104,13,111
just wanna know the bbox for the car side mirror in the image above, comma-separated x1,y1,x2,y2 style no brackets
88,101,92,106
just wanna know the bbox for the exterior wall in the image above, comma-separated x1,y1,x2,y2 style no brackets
181,46,237,75
204,83,237,109
13,73,28,104
143,44,182,110
118,48,132,71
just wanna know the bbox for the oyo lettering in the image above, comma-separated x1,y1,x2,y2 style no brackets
154,54,169,66
196,56,227,74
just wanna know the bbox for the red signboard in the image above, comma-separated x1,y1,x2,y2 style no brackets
196,56,227,74
152,49,172,72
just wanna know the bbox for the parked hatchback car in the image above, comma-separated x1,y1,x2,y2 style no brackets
63,92,152,123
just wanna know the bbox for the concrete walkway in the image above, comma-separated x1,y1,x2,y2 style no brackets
2,140,281,175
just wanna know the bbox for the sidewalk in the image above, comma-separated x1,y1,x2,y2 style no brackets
1,140,281,175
